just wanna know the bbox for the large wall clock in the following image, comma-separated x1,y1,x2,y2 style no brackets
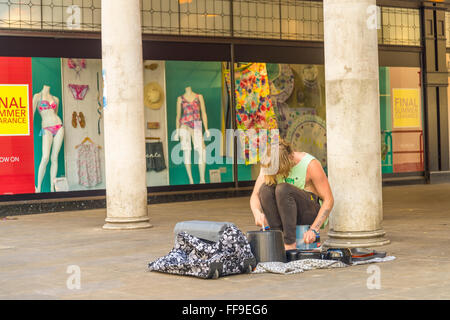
286,114,328,169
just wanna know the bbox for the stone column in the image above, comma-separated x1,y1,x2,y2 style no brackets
323,0,389,247
101,0,151,230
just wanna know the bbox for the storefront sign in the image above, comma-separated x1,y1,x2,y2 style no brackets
0,85,30,136
392,88,421,128
0,57,35,195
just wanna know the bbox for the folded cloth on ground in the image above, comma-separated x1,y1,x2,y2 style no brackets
148,225,256,279
351,256,396,265
253,256,396,275
253,259,348,275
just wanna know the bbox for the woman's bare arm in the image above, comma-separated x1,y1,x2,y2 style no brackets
250,170,268,227
308,159,334,232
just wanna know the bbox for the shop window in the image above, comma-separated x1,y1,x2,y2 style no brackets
0,1,422,46
179,0,231,36
222,62,327,182
142,0,180,35
380,7,421,46
0,0,101,31
279,0,323,41
379,67,424,174
41,0,101,31
0,0,42,29
0,57,238,194
165,60,234,185
142,0,231,36
0,57,106,195
232,0,281,39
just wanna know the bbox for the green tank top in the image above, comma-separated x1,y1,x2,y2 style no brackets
277,153,328,228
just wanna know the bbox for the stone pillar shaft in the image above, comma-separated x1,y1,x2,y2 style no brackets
101,0,151,230
323,0,389,247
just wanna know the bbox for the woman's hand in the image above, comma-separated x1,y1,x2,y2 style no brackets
254,211,268,228
303,229,317,244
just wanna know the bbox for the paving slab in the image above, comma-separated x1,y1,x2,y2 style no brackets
1,184,450,300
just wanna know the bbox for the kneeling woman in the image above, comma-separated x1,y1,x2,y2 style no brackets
250,140,334,250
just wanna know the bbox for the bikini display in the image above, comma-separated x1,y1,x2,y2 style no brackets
67,57,91,132
68,84,89,101
64,60,106,190
38,99,57,112
33,85,65,193
67,64,90,130
68,58,87,76
37,93,63,137
41,124,63,137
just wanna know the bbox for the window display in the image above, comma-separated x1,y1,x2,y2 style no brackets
227,63,328,181
33,84,64,193
166,60,235,186
226,63,278,166
0,55,426,197
143,60,169,187
175,86,210,184
32,58,66,194
75,137,102,188
61,58,106,192
379,66,424,173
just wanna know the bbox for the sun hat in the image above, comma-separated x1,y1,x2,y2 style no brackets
144,82,165,110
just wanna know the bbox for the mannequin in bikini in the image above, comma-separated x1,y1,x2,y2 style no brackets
33,85,65,193
174,86,210,184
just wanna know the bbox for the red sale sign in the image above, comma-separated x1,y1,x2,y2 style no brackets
0,57,35,195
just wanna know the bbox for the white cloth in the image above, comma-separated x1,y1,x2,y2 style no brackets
253,256,396,275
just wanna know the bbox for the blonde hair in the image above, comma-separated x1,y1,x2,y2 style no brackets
263,139,295,186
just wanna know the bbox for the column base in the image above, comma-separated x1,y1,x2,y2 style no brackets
323,229,390,248
103,216,152,230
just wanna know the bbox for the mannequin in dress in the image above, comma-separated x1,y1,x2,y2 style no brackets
33,85,65,193
174,86,210,184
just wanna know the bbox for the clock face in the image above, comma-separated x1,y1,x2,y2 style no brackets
286,115,327,168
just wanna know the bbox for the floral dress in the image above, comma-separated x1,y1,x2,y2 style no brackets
77,143,102,188
225,63,279,164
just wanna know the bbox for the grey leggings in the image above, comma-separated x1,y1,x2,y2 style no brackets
258,183,321,244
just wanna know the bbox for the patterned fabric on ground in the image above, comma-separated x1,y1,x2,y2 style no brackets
148,225,256,279
253,256,396,275
351,256,396,266
253,259,347,275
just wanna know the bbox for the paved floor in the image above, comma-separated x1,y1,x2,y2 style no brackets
1,183,450,300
